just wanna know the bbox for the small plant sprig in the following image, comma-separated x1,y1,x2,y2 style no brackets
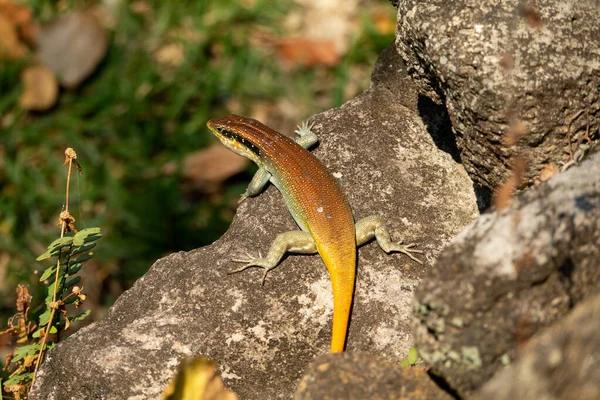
1,148,101,399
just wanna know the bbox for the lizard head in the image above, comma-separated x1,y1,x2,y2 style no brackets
206,114,263,163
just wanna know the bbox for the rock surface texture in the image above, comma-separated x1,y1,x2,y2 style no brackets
472,291,600,400
294,352,453,400
30,47,478,399
395,0,600,190
413,150,600,396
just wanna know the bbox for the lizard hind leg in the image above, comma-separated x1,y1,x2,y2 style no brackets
230,230,318,285
355,215,424,264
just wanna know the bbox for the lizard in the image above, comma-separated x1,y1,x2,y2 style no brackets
206,114,423,353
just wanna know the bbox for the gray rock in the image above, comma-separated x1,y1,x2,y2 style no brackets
413,150,600,396
30,47,478,399
395,0,600,190
294,352,453,400
38,11,108,88
473,291,600,400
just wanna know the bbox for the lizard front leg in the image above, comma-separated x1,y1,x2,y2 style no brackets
355,215,423,264
239,121,315,204
230,231,318,284
239,167,271,203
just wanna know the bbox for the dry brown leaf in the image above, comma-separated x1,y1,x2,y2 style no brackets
283,0,358,56
520,5,543,29
503,118,528,147
163,145,248,191
19,65,59,111
163,358,238,400
493,156,527,210
0,251,9,293
536,162,559,184
499,51,515,71
155,42,185,68
0,0,31,24
275,38,339,67
0,0,37,44
372,7,396,36
15,285,31,312
130,0,152,16
38,11,108,88
493,175,516,211
0,13,26,59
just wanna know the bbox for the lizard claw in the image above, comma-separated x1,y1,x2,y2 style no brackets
238,193,249,204
229,251,273,285
389,243,424,265
295,120,315,137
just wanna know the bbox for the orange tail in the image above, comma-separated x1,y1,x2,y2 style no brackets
323,253,356,353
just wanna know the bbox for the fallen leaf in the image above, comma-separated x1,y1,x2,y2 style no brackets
282,0,358,56
19,65,59,111
0,13,26,59
0,0,31,24
163,357,238,400
0,0,36,44
155,42,185,68
130,1,152,16
372,7,396,36
493,156,527,210
163,145,248,192
37,11,108,88
275,38,339,67
536,162,559,183
503,118,528,147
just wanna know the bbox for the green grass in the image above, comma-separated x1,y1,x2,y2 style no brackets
0,0,395,321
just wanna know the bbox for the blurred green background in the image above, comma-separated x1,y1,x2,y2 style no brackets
0,0,395,338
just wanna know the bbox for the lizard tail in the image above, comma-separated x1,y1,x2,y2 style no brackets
322,252,356,353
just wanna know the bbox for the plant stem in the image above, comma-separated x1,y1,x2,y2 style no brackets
31,155,74,387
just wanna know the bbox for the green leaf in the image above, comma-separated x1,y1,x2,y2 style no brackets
31,325,57,338
39,309,52,327
11,344,41,363
44,264,68,284
68,263,83,275
72,228,102,246
48,237,74,252
3,372,34,387
64,276,81,289
39,265,57,282
51,236,74,247
36,237,74,261
70,242,97,257
71,254,92,265
36,250,53,261
46,280,60,299
73,232,86,247
70,310,91,322
399,347,419,368
79,227,101,236
84,233,102,243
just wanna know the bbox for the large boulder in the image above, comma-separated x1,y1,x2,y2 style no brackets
395,0,600,190
30,47,478,399
295,352,453,400
413,149,600,396
473,291,600,400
